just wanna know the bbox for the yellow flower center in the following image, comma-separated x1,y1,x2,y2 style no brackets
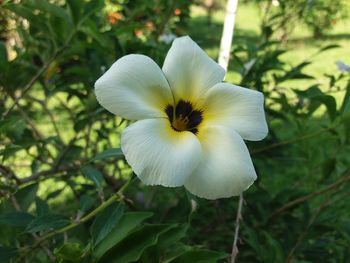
165,100,203,134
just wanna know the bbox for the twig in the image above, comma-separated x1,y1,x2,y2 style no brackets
0,164,21,184
2,30,76,119
252,128,332,154
231,193,243,263
285,195,335,263
17,165,80,184
269,170,350,220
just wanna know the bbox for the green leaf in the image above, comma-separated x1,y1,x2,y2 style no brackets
294,86,337,120
90,148,124,162
81,0,104,24
91,202,125,247
318,44,341,53
0,246,17,262
35,197,49,216
0,144,22,161
27,0,72,25
80,194,97,212
278,61,314,83
0,212,35,227
67,0,83,25
54,242,83,261
141,224,189,262
14,183,38,211
322,158,336,178
340,81,350,117
157,224,188,250
167,249,228,263
98,224,173,263
0,41,7,69
263,232,285,262
81,165,104,190
93,212,153,260
26,214,70,233
5,4,43,25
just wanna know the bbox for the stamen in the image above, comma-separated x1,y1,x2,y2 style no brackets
165,100,203,134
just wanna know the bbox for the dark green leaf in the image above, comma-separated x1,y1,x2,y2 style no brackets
26,214,70,233
0,41,7,69
318,44,341,53
0,212,35,227
67,0,83,25
0,144,22,161
157,224,188,250
90,148,124,162
168,249,228,263
94,212,153,259
98,224,172,263
0,246,17,262
294,86,337,120
27,0,72,25
322,158,336,178
81,165,104,189
35,198,49,216
141,224,189,261
91,202,124,247
80,194,97,212
340,81,350,117
14,183,38,211
81,0,104,24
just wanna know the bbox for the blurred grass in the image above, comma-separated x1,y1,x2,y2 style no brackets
189,2,350,96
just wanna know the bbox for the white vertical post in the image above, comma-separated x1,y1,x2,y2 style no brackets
218,0,239,70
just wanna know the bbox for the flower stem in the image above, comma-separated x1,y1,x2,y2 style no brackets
231,193,244,263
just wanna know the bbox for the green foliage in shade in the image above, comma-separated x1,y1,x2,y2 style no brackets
25,214,70,233
93,212,153,260
0,247,18,262
167,249,228,263
35,197,50,216
54,243,83,262
293,86,337,120
81,165,104,190
66,0,83,25
0,212,35,227
14,183,38,212
340,81,350,116
98,224,173,263
89,148,124,163
1,0,350,262
90,202,125,246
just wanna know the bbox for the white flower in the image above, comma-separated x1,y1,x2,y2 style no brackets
95,36,268,199
336,61,350,73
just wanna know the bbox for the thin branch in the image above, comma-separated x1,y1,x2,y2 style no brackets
2,30,76,119
0,164,21,184
17,165,80,184
269,170,350,219
252,127,332,154
231,193,244,263
285,195,335,263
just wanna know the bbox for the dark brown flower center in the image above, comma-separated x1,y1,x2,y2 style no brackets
165,100,203,134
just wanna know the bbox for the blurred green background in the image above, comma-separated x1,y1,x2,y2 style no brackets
1,0,350,262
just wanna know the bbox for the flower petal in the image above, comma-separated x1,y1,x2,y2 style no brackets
95,54,173,120
184,125,257,199
121,119,202,187
201,83,268,141
162,36,225,102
